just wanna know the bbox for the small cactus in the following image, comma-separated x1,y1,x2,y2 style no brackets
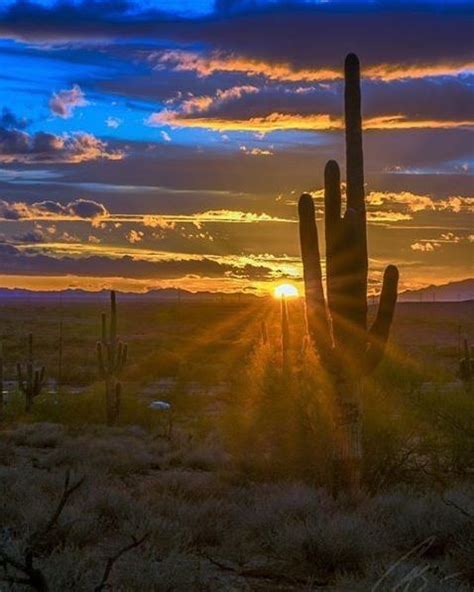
17,333,46,412
459,339,472,392
97,291,127,425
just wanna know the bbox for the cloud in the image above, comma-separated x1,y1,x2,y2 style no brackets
160,131,171,142
155,49,474,83
0,127,124,163
49,84,87,118
155,50,341,83
12,228,46,243
0,198,109,221
106,116,122,129
240,145,273,156
411,241,441,252
1,0,472,74
367,211,412,223
125,229,144,244
366,192,474,218
0,107,29,130
178,85,259,114
147,110,474,133
98,210,292,227
0,243,276,281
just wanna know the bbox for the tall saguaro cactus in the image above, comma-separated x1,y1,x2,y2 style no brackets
298,54,399,492
97,291,128,425
17,333,46,412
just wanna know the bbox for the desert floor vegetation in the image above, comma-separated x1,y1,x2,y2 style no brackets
0,298,473,591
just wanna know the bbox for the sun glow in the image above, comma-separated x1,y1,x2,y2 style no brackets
274,283,299,299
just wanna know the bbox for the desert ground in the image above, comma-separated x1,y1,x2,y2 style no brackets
0,297,473,591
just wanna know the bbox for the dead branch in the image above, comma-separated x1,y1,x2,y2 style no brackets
94,533,150,592
0,470,84,592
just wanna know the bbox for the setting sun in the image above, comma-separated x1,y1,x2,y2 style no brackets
274,283,299,299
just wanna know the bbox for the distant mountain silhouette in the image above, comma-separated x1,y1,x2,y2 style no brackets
0,287,253,301
398,278,474,302
0,279,472,302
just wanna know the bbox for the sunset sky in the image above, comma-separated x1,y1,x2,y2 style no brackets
0,0,472,295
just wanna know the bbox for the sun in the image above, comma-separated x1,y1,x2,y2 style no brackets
274,283,299,299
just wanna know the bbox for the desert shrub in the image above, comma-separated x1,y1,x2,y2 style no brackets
223,339,334,483
0,438,16,465
272,512,382,577
2,385,165,432
178,434,229,471
44,432,154,476
364,488,474,570
7,422,65,448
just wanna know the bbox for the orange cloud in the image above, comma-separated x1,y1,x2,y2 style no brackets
155,50,340,82
365,62,474,81
177,85,259,115
155,50,474,83
411,241,441,252
147,110,474,133
0,198,109,221
367,192,474,213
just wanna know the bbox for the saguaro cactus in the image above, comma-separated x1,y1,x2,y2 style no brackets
0,342,4,417
459,339,472,393
97,291,128,425
298,54,399,492
17,333,46,412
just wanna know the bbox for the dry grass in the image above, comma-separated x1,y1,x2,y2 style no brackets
0,422,472,591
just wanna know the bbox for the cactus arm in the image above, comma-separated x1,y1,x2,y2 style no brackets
17,363,26,394
116,342,123,373
101,313,107,344
121,343,128,371
33,370,41,397
39,366,46,387
28,333,33,362
324,160,343,345
298,193,331,354
344,53,365,213
365,265,399,374
97,342,106,378
343,53,368,336
463,339,470,366
110,291,117,345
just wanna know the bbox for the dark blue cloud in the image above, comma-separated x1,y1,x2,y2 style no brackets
0,0,472,69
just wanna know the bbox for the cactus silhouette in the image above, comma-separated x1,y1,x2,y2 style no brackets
280,296,290,369
0,342,4,417
298,54,399,493
459,339,472,393
17,333,46,412
97,291,127,425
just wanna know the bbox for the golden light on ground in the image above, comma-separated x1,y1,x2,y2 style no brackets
274,283,299,299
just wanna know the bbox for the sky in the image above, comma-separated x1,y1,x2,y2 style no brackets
0,0,472,295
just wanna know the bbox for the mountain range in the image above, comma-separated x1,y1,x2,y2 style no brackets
0,279,472,302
